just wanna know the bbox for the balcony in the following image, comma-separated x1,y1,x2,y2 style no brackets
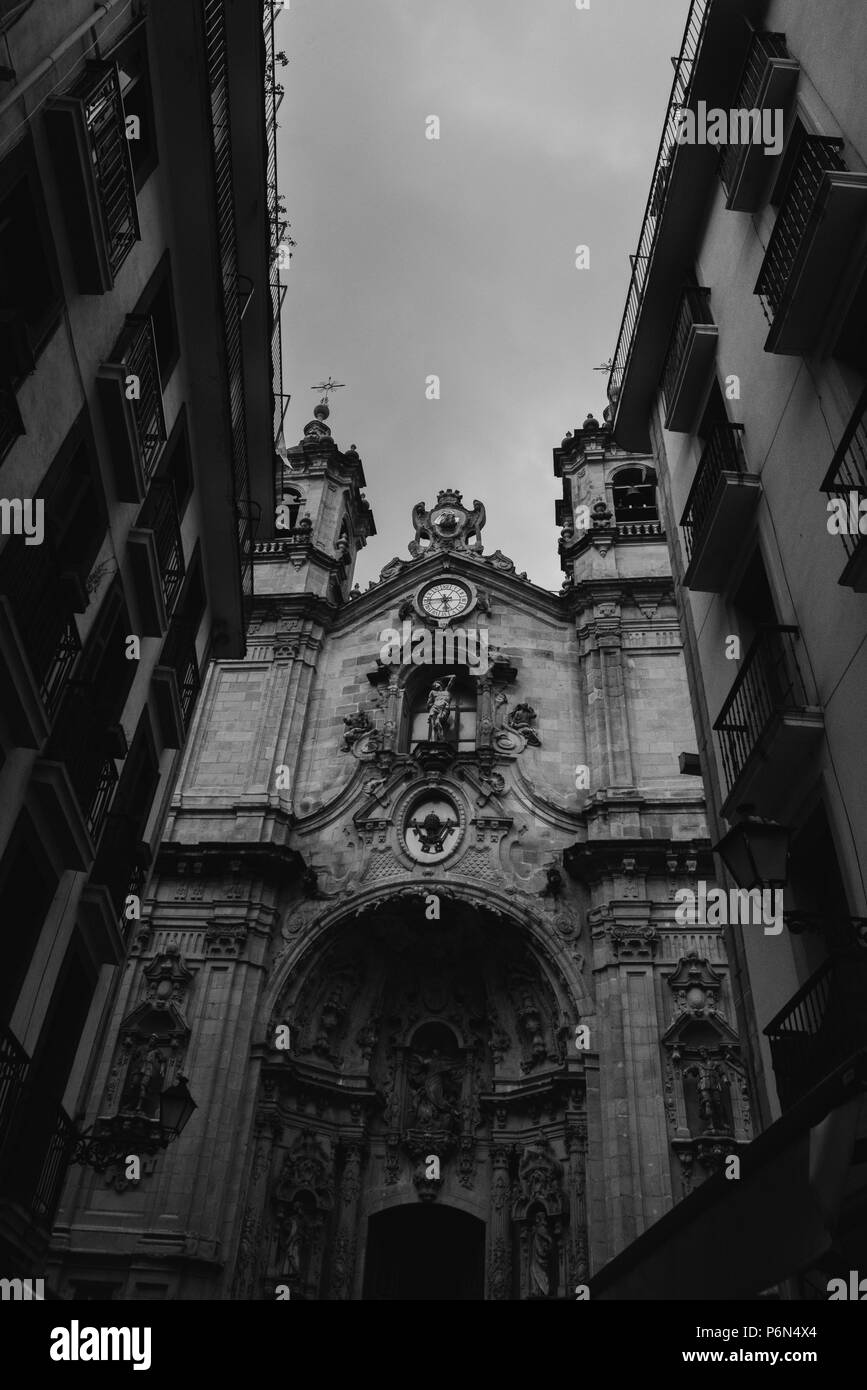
128,479,186,636
90,811,152,918
79,810,152,962
713,625,823,820
719,32,799,212
661,286,718,432
0,1027,75,1231
821,386,867,591
45,61,140,293
31,682,119,868
681,424,762,591
97,315,167,502
765,950,867,1113
153,617,202,748
0,541,81,748
755,134,867,355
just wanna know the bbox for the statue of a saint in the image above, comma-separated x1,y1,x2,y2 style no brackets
697,1055,727,1133
427,677,455,743
122,1034,166,1115
528,1211,553,1298
410,1049,462,1131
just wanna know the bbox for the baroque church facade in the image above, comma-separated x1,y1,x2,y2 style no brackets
51,401,752,1301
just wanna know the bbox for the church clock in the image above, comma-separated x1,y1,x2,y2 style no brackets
418,580,472,621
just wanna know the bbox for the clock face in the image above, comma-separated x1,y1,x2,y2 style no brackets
420,581,471,620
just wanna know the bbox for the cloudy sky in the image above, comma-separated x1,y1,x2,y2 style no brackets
277,0,691,592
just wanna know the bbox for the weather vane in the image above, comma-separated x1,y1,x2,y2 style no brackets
311,378,345,406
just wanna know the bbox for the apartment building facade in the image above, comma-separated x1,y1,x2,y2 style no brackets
0,0,285,1280
600,0,867,1298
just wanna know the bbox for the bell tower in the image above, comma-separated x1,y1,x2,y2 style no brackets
267,393,375,604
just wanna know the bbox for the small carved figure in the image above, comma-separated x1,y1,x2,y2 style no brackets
466,499,486,549
540,865,564,898
508,703,541,746
411,502,429,544
341,710,372,750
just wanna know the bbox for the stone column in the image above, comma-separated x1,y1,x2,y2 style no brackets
231,1113,279,1299
565,1124,589,1289
487,1145,512,1300
328,1140,366,1300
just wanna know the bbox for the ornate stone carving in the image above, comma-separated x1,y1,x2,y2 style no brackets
341,709,373,750
408,491,486,557
507,703,541,746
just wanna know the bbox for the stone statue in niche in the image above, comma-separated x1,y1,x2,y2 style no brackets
697,1052,730,1133
407,1049,463,1132
426,676,456,743
120,1034,166,1116
528,1211,554,1299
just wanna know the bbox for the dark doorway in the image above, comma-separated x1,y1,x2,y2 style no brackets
362,1205,485,1301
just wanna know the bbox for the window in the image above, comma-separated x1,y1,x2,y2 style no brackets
134,251,179,387
78,579,137,725
40,411,108,609
0,136,62,379
0,813,59,1028
611,466,658,524
158,406,193,518
108,19,158,191
404,670,477,753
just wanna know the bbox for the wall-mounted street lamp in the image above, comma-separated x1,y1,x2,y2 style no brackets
712,805,790,891
71,1075,197,1173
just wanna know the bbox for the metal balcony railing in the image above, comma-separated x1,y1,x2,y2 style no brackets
0,383,24,464
765,949,867,1111
0,541,82,717
681,423,748,562
0,1026,29,1149
756,134,848,324
47,681,119,841
115,315,166,482
76,62,139,278
203,0,254,625
0,1028,74,1228
607,0,711,403
719,32,791,195
136,478,185,616
264,2,290,446
660,285,715,416
821,384,867,570
713,624,811,793
161,617,202,731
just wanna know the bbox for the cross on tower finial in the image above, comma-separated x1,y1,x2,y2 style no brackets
311,378,345,405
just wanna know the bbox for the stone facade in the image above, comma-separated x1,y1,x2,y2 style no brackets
51,406,749,1300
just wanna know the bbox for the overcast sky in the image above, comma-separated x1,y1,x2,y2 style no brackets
277,0,691,592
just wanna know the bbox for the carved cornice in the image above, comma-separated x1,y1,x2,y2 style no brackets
563,839,713,883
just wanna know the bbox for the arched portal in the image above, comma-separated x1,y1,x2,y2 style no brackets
248,893,589,1301
362,1206,485,1301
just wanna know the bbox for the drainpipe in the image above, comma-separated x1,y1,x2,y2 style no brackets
0,0,124,121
